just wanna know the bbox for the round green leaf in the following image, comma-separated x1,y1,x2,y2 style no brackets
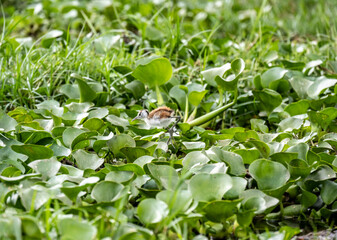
137,198,169,224
132,57,173,88
188,90,208,107
182,151,209,172
203,199,241,222
28,157,61,179
261,67,288,88
307,77,337,99
321,180,337,205
201,63,231,87
72,150,104,170
188,173,233,202
58,218,97,240
125,80,145,99
107,134,136,157
288,159,311,179
156,189,193,214
91,181,125,203
11,144,53,160
249,159,290,190
0,110,18,132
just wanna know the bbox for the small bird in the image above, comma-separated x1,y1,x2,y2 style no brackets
132,107,180,147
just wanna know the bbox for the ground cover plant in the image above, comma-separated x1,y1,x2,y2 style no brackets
1,0,337,239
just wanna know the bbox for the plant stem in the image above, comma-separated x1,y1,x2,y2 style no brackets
183,95,189,123
187,91,238,127
155,85,164,106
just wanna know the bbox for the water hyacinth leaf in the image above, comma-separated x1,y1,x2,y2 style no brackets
107,134,136,157
132,57,172,88
0,110,18,131
106,115,129,129
59,84,80,99
105,171,134,183
65,102,93,114
300,189,317,208
277,117,303,132
201,63,231,87
83,118,105,132
234,130,259,142
261,67,288,88
169,85,186,110
125,80,145,99
249,159,290,190
156,189,193,214
113,66,135,81
58,218,97,240
71,131,98,150
11,144,53,160
72,150,104,170
209,147,246,176
288,159,311,179
20,188,50,211
147,163,179,190
105,163,145,175
91,181,124,203
137,199,169,224
73,77,97,103
288,76,312,99
36,100,63,117
240,189,279,214
321,180,337,205
223,177,247,199
306,165,336,181
62,128,85,148
234,149,260,164
188,90,208,107
307,77,337,99
308,107,337,131
120,147,150,162
250,119,269,133
0,217,22,239
87,108,109,119
284,100,310,116
248,139,270,158
203,199,241,222
93,33,120,53
61,177,99,202
28,157,61,179
0,139,28,162
286,143,308,161
21,215,43,238
182,151,209,172
18,131,52,145
50,143,71,157
188,173,233,202
253,89,282,113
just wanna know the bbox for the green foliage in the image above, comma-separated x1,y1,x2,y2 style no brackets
0,0,337,239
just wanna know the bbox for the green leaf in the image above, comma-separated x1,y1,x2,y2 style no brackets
288,159,311,179
72,150,104,170
250,119,269,133
307,77,337,99
120,147,150,162
248,139,270,158
249,159,290,190
284,100,310,116
137,199,169,224
306,165,336,181
11,144,53,160
253,89,282,113
83,118,105,132
62,128,85,148
58,217,97,240
156,189,193,215
107,134,136,157
203,199,241,222
223,177,247,199
28,157,61,179
188,90,208,107
277,117,304,132
261,67,288,88
91,181,125,203
308,107,337,131
182,151,209,172
288,76,312,99
105,171,134,183
125,80,145,99
147,163,179,190
240,189,279,214
61,177,99,202
0,110,18,132
75,78,97,103
209,147,246,176
19,188,50,211
169,85,187,110
321,180,337,205
71,131,98,150
188,173,232,202
201,63,231,87
132,57,172,88
59,84,80,99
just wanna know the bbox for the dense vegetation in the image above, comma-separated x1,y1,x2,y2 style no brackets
1,0,337,239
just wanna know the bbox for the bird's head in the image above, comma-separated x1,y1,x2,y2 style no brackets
132,109,149,121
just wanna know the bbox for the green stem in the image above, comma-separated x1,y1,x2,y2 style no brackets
218,88,223,107
183,95,189,123
187,90,238,127
187,106,198,122
155,85,164,106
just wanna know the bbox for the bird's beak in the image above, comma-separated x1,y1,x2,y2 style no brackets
132,116,139,121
